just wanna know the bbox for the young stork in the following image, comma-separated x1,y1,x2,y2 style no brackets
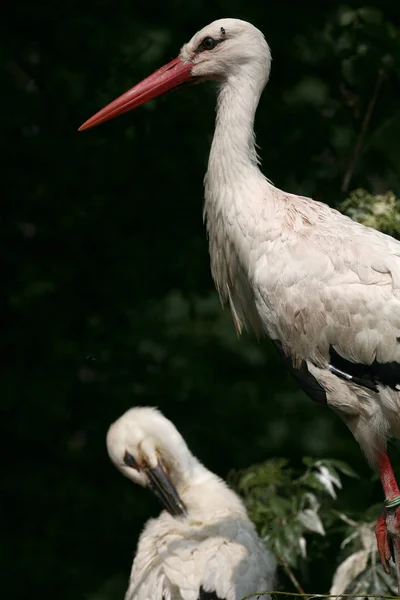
81,18,400,588
106,407,276,600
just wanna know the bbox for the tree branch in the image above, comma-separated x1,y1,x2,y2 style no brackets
276,551,308,597
341,69,386,193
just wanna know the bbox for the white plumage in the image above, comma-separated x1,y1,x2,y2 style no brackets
107,407,276,600
81,17,400,587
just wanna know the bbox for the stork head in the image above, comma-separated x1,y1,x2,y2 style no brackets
106,406,194,517
180,18,271,80
78,18,271,130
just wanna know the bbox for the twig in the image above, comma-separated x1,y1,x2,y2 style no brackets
242,592,400,599
341,69,386,193
276,551,307,597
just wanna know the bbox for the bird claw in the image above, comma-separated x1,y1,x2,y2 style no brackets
375,509,392,574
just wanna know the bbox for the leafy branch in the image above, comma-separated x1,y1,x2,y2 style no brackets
231,458,397,596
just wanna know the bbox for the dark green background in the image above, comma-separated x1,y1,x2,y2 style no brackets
3,1,400,598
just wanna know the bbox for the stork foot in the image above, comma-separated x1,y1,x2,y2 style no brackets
375,508,392,574
375,503,400,595
376,450,400,594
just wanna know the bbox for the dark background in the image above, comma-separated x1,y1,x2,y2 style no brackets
3,1,400,598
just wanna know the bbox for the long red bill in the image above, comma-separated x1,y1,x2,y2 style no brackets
78,57,194,131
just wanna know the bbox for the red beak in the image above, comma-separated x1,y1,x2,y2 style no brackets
78,57,194,131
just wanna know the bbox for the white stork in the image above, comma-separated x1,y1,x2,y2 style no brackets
106,406,276,600
80,18,400,588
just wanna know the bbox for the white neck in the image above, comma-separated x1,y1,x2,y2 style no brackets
202,65,275,337
177,454,214,490
180,459,247,517
206,71,266,191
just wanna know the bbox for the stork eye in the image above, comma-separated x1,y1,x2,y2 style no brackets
124,452,138,469
197,36,219,52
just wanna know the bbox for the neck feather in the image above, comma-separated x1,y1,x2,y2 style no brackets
206,72,265,189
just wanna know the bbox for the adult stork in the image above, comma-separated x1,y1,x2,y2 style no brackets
106,406,276,600
80,18,400,587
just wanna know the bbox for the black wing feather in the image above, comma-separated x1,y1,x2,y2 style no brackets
272,340,327,405
198,587,225,600
329,346,400,392
273,339,400,405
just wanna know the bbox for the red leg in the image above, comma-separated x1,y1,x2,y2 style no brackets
376,450,400,592
378,451,400,500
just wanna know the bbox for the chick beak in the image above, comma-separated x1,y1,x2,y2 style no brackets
144,462,186,517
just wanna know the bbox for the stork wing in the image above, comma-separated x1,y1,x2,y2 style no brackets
156,522,274,600
254,197,400,388
158,535,235,600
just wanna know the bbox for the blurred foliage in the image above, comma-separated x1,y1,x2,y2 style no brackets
340,189,400,236
2,1,400,599
233,458,397,595
234,458,353,567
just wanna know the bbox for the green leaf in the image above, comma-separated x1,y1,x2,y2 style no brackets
298,509,326,535
323,459,359,478
339,7,357,27
358,7,383,24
